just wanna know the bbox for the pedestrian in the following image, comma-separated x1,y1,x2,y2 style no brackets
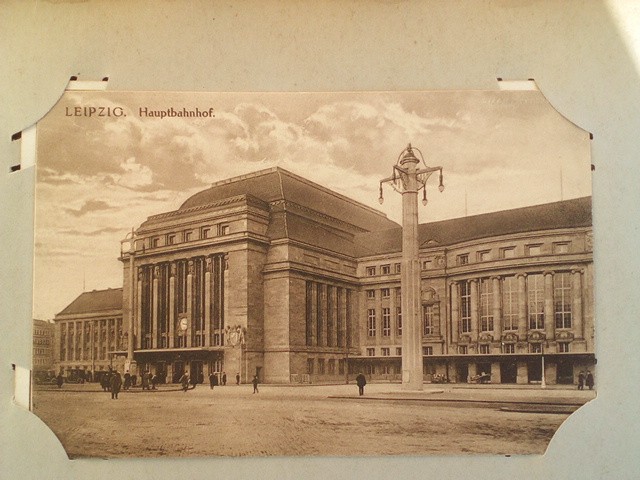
222,372,227,386
110,371,122,400
252,375,259,394
577,371,585,390
209,372,215,390
585,370,594,390
142,371,150,390
131,374,137,387
236,372,240,385
190,373,198,389
356,372,366,396
180,373,190,392
101,373,111,392
151,373,158,390
56,373,64,389
123,372,131,390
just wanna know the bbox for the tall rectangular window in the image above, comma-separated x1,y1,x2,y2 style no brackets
479,278,494,332
382,308,391,336
381,288,390,298
554,272,572,329
394,263,401,273
367,309,376,337
528,274,545,329
502,276,518,331
460,281,472,333
381,347,390,356
423,305,434,335
396,307,402,336
316,284,324,346
366,289,375,299
381,264,391,275
366,266,376,276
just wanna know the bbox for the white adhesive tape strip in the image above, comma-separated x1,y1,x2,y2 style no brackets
13,365,32,410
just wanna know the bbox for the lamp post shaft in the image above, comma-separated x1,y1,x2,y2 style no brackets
400,154,424,391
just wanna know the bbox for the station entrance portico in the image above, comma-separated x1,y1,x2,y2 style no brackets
135,348,225,384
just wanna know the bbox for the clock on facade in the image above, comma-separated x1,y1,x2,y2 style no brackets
180,317,188,331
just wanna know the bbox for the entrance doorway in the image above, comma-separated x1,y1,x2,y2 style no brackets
528,359,542,383
456,363,468,383
500,360,518,384
190,361,204,384
173,361,184,383
557,359,574,384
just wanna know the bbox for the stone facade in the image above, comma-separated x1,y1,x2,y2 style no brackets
52,288,124,382
33,319,54,374
53,168,595,386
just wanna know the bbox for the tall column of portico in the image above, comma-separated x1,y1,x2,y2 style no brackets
492,276,502,342
374,285,382,348
105,320,110,363
136,269,143,349
572,269,583,339
152,266,159,349
450,282,459,343
389,284,397,347
517,274,527,341
80,320,85,362
544,271,555,341
204,258,212,347
186,260,193,348
470,279,479,342
168,264,175,348
310,283,318,346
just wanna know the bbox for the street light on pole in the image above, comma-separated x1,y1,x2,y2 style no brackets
379,144,444,391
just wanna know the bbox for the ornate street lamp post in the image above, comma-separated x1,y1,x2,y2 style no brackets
379,144,444,391
121,229,137,377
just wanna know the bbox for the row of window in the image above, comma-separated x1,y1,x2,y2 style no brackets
456,242,571,266
307,358,346,375
457,272,574,333
33,348,50,356
365,263,401,276
365,346,434,357
148,223,230,249
367,304,439,338
34,328,52,336
33,338,51,345
457,342,571,354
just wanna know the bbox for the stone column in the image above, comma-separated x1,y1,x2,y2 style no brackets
80,320,85,361
470,279,478,343
152,266,159,349
572,269,584,339
136,269,143,349
169,264,175,348
491,362,501,384
186,260,193,348
105,320,110,363
517,274,527,341
450,282,459,343
544,271,555,341
204,258,212,347
516,361,528,384
492,276,502,342
389,284,397,347
310,282,318,346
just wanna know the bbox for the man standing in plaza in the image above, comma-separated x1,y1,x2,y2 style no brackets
356,373,367,396
236,372,240,385
110,371,122,400
252,375,259,394
222,372,227,386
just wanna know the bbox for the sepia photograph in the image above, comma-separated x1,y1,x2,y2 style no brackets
31,88,595,458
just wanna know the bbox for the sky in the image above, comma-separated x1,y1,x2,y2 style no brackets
33,89,591,320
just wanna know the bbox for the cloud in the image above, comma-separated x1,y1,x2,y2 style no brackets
64,200,114,217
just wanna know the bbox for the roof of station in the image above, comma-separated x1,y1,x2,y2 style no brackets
354,196,592,257
56,288,123,317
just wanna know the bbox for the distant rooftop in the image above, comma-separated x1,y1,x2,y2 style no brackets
354,196,592,256
56,288,123,317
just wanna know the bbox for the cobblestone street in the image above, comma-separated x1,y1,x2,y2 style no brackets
32,383,595,458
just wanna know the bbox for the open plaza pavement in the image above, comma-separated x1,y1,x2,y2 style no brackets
32,382,595,458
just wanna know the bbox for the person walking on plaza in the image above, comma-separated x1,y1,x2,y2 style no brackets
222,372,227,386
180,373,190,392
586,370,594,390
236,372,240,385
142,371,150,390
151,373,158,390
56,373,64,389
123,372,131,391
209,372,216,390
110,371,122,400
356,372,367,396
578,371,585,390
252,375,259,394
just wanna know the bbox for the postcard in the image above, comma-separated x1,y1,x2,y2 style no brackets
30,88,595,458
